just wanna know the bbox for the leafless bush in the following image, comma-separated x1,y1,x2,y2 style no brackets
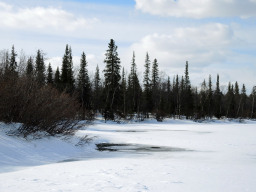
0,75,80,136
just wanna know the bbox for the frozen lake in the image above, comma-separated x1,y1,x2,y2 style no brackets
1,119,256,191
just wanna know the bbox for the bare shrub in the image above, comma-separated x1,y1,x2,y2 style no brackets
0,75,80,136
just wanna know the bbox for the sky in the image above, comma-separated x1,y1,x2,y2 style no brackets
0,0,256,92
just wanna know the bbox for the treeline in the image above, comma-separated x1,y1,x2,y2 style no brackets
1,39,256,131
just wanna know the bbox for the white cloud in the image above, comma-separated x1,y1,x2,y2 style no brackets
0,2,98,32
124,22,256,90
0,2,12,11
130,23,235,69
135,0,256,18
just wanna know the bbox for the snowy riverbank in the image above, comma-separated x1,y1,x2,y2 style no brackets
1,119,256,191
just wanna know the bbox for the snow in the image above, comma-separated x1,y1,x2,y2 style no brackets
0,119,256,192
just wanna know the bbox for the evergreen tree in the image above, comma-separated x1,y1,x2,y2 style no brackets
93,65,101,113
226,82,235,118
250,86,256,118
127,52,142,115
47,63,53,85
214,74,222,119
199,79,208,119
143,52,152,117
207,75,213,118
26,57,34,77
35,50,45,85
241,84,247,118
166,76,173,115
54,67,61,89
174,75,180,117
103,39,121,120
151,58,160,115
234,81,241,117
9,45,18,74
61,45,75,93
183,61,193,118
120,67,127,116
77,52,91,119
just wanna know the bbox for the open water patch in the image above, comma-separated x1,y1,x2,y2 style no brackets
96,143,193,153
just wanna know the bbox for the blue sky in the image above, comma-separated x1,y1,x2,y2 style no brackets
0,0,256,91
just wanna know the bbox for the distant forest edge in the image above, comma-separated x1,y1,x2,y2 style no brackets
0,39,256,135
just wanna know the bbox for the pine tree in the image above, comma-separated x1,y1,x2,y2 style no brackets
151,58,160,115
103,39,121,120
226,82,235,118
234,81,241,117
67,46,75,91
241,84,247,117
143,52,152,117
9,45,18,73
26,57,34,77
250,86,256,118
35,50,45,85
214,74,222,119
183,61,193,118
207,75,213,118
47,63,53,85
61,45,69,88
77,52,91,119
174,75,179,117
54,67,61,89
199,79,208,119
61,45,75,93
93,65,101,113
127,52,142,114
120,67,127,116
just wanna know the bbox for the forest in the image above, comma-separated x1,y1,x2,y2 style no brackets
0,39,256,135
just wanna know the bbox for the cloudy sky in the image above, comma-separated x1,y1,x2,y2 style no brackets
0,0,256,91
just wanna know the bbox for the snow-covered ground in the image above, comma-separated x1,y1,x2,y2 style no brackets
1,119,256,192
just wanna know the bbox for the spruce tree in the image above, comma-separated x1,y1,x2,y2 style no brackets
61,45,75,93
183,61,193,118
47,63,53,85
9,45,17,73
103,39,121,120
93,65,101,113
200,79,208,119
214,74,222,119
226,82,235,118
35,50,45,85
54,67,61,90
120,67,127,116
207,75,213,118
127,52,142,114
143,52,152,117
234,81,241,117
26,56,34,77
78,52,91,119
241,84,247,117
250,86,256,118
151,58,160,115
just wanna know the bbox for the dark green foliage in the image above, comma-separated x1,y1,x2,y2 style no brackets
93,65,102,113
35,50,45,85
77,52,92,119
143,52,152,117
61,45,75,93
54,67,61,89
127,52,142,116
26,57,34,77
9,45,18,74
183,61,193,118
0,43,255,127
103,39,121,120
214,74,223,119
47,63,53,85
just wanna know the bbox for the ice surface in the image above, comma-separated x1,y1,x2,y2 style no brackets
0,119,256,192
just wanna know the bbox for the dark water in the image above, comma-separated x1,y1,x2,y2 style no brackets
96,143,193,153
